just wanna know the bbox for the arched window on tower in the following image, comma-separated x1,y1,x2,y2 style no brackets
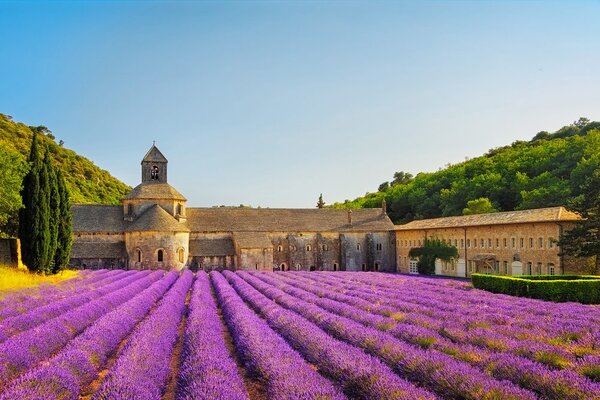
178,248,184,263
136,249,142,263
177,203,183,215
158,249,164,262
128,203,134,216
151,165,159,180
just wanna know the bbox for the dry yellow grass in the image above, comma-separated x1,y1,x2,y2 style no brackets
0,265,79,296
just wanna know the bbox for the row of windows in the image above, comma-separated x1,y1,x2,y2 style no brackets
398,236,556,250
277,243,384,252
134,248,185,263
468,260,556,275
280,263,339,271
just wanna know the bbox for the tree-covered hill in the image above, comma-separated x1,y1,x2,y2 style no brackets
331,118,600,224
0,113,131,236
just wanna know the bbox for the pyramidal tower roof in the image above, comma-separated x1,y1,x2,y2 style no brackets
142,144,168,164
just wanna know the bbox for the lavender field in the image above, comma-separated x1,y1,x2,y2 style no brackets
0,270,599,400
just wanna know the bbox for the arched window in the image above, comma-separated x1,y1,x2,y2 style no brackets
356,243,361,251
296,263,301,270
136,249,141,263
128,203,133,215
361,263,366,271
306,245,311,252
322,244,328,251
151,165,159,180
281,263,286,271
178,248,184,263
310,266,316,271
277,245,283,252
375,263,380,271
333,263,338,271
177,203,183,215
158,249,164,262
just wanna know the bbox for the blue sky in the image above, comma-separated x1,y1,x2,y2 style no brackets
1,1,599,207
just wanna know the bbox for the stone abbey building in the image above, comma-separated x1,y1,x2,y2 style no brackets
69,145,396,272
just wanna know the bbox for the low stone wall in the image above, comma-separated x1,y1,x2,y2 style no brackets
0,238,21,268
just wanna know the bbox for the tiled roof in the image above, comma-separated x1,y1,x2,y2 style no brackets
72,205,124,233
233,232,272,249
123,183,186,201
126,204,190,232
142,145,168,163
189,238,235,256
395,207,581,231
72,205,393,234
70,241,127,258
186,208,393,232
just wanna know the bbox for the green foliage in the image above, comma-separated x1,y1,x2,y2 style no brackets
408,238,459,275
0,113,130,237
45,147,60,272
558,155,600,274
463,197,497,215
53,169,72,273
330,120,600,225
18,132,51,273
471,274,600,304
0,147,28,237
317,193,325,209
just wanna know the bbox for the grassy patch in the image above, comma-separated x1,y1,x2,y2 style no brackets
0,265,79,296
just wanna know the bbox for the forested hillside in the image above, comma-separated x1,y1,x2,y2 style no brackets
0,113,131,236
331,118,600,224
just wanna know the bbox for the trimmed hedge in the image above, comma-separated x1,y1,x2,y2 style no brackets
471,274,600,304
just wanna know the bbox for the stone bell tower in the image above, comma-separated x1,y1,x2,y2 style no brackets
141,143,168,183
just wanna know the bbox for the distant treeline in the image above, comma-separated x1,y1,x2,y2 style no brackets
330,118,600,224
0,113,131,237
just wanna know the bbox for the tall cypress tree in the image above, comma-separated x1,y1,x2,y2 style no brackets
19,132,51,273
53,169,72,273
46,147,60,273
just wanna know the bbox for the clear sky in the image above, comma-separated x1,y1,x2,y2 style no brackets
1,1,599,208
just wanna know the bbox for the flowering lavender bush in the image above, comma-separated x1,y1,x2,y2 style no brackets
176,272,248,400
0,270,161,386
93,270,194,400
0,270,146,342
0,271,179,399
224,271,436,400
211,271,346,400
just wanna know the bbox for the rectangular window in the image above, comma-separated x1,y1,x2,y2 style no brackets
511,238,516,248
529,238,534,248
539,237,544,248
474,239,477,248
409,259,418,274
503,261,508,275
453,239,458,247
537,262,543,274
527,262,532,275
488,238,492,248
495,238,499,248
460,239,464,248
549,238,555,248
520,238,524,248
503,238,507,248
480,239,485,248
467,239,471,248
549,264,555,275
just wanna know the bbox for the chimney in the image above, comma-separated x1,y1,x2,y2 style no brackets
347,209,353,225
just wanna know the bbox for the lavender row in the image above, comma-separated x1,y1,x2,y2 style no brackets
0,271,179,400
295,272,598,362
93,270,193,400
284,272,591,370
0,270,146,342
240,272,533,400
176,272,248,400
0,270,161,387
210,271,346,400
223,271,436,400
0,270,121,320
258,272,600,399
324,272,600,329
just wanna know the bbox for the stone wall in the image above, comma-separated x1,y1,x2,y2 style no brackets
125,231,189,271
0,238,20,268
396,222,577,277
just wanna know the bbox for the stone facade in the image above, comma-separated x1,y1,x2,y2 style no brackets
395,208,583,277
0,238,20,268
69,145,396,271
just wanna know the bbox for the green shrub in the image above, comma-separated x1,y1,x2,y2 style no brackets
471,274,600,304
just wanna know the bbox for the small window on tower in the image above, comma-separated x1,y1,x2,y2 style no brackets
151,165,159,180
158,249,163,262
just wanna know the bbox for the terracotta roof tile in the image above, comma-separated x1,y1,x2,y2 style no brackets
72,205,124,233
